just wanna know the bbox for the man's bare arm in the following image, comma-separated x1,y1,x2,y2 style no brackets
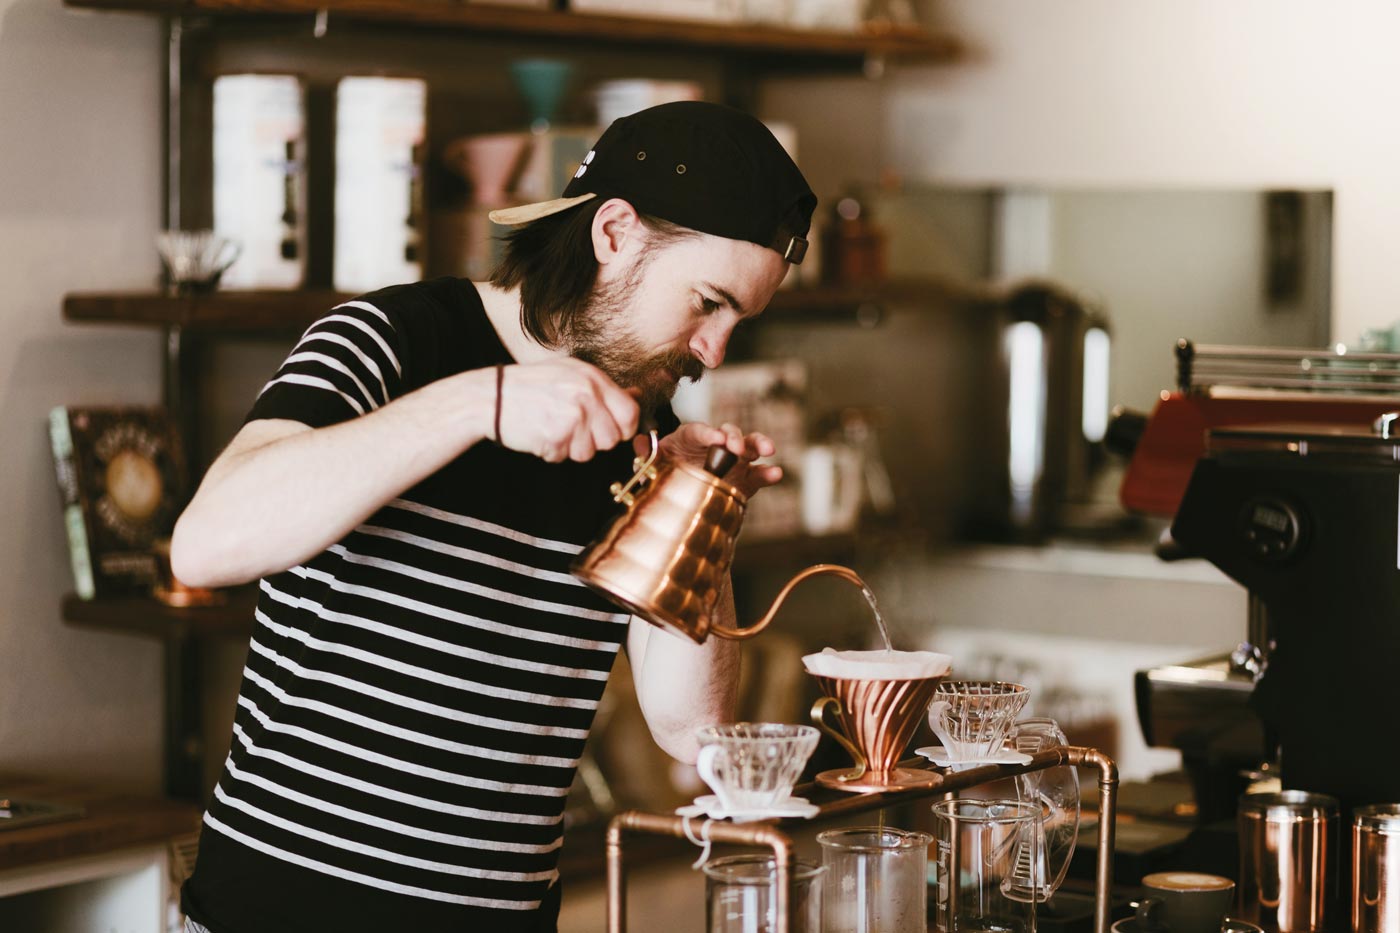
626,578,741,764
172,359,638,588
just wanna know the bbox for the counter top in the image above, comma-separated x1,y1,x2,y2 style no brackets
929,541,1234,586
0,775,201,873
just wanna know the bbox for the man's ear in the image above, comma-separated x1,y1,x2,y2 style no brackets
591,197,643,267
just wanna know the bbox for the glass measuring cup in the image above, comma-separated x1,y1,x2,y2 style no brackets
932,798,1041,933
702,854,824,933
818,826,933,933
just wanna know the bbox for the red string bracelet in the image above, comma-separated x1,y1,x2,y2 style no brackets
493,364,504,444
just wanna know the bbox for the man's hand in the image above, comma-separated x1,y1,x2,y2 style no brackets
638,421,783,499
497,359,640,463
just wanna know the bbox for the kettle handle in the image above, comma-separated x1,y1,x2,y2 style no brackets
810,696,868,782
608,430,660,507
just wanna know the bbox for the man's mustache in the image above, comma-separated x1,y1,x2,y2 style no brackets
659,351,705,383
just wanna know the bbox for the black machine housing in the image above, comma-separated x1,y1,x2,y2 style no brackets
1171,424,1400,810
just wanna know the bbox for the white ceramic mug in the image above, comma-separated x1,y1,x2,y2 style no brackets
801,444,862,534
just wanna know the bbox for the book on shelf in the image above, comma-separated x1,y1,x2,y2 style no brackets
49,406,188,600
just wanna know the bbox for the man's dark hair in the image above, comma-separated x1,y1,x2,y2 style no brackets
489,200,696,348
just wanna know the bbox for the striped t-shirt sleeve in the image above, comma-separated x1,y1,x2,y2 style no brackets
247,299,405,429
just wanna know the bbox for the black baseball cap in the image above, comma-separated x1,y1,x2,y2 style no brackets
489,101,817,264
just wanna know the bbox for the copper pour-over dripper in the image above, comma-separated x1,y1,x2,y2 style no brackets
810,674,943,792
572,431,869,643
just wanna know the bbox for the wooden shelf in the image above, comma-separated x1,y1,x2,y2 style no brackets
64,279,973,335
771,276,984,318
62,588,257,641
64,289,353,335
63,0,960,66
0,775,201,872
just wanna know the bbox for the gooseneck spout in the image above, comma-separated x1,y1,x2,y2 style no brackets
710,563,868,640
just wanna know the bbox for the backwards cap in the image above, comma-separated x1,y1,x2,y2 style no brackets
489,101,817,264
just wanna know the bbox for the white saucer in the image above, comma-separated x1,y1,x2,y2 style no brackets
675,794,819,823
915,746,1034,770
1112,918,1262,933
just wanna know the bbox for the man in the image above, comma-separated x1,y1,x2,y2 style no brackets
172,100,817,932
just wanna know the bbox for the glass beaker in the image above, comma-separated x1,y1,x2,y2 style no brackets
703,854,824,933
817,826,933,933
932,798,1041,933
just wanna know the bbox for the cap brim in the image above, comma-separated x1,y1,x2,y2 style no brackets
488,193,597,226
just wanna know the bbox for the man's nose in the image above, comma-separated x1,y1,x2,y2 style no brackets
689,319,733,369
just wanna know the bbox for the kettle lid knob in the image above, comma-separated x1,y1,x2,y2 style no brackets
704,445,739,477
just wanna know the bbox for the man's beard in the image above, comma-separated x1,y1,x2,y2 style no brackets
565,269,705,417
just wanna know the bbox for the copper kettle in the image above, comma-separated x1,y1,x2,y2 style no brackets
572,431,865,643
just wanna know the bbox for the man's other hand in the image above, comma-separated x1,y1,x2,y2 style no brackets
640,422,783,498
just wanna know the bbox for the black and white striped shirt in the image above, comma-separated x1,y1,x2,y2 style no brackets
183,278,672,932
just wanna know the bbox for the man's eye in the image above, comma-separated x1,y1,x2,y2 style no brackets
698,297,721,315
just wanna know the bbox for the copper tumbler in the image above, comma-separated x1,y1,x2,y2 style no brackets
1353,803,1400,933
1238,790,1338,933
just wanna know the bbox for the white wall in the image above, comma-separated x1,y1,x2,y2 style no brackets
769,0,1400,342
0,0,165,789
1047,189,1330,412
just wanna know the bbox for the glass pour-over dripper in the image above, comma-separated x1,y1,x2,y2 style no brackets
927,680,1030,762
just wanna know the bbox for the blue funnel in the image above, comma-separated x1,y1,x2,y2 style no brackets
510,59,574,132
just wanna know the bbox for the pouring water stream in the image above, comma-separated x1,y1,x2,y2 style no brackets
859,583,893,654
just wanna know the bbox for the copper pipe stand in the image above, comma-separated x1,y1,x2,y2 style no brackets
606,745,1118,933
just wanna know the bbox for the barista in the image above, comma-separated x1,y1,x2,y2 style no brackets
170,101,817,933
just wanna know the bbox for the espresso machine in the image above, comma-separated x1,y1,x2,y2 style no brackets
1125,340,1400,817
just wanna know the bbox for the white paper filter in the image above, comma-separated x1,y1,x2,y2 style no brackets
802,648,953,681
